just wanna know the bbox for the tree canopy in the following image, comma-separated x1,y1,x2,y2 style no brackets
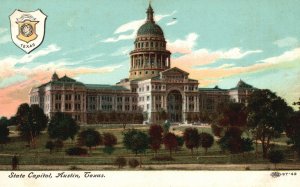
48,112,80,141
148,124,163,155
286,111,300,155
0,117,10,146
102,132,117,154
163,132,178,157
212,102,247,137
199,132,214,154
77,128,102,153
123,129,149,155
218,127,244,154
15,103,48,147
183,128,199,154
247,89,293,158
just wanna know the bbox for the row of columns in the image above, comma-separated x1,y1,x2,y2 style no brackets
88,95,136,112
131,53,170,69
149,94,200,112
50,92,86,113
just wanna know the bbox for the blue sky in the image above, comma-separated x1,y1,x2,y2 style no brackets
0,0,300,116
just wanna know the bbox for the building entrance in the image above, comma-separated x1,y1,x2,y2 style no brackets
167,90,182,122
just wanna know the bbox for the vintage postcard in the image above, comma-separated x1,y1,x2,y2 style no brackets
0,0,300,186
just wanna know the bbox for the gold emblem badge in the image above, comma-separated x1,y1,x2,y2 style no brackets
10,10,47,53
16,15,39,43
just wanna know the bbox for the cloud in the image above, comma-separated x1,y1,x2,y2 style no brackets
0,34,10,44
0,58,123,117
172,47,262,68
103,12,176,43
274,37,299,48
0,44,61,81
19,44,61,64
110,46,132,56
173,47,300,87
167,33,198,54
85,53,104,61
216,63,235,69
166,20,177,26
261,47,300,64
0,28,8,34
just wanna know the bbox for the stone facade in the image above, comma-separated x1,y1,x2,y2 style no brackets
29,4,256,124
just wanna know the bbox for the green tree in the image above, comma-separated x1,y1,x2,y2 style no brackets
45,140,55,154
15,103,48,147
0,117,10,147
212,102,247,137
268,150,284,169
163,132,178,157
77,129,102,153
247,89,293,158
199,132,214,154
102,132,117,155
175,135,184,151
286,111,300,157
123,129,148,167
0,117,10,126
218,127,244,154
148,124,163,156
114,157,127,169
123,129,149,155
241,138,254,155
48,112,80,141
183,128,199,155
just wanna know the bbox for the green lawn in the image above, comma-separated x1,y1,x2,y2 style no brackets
0,124,297,168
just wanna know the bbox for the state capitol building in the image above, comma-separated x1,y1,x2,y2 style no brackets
29,4,256,124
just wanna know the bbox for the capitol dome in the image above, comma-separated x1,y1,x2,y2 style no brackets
129,3,171,80
137,4,164,37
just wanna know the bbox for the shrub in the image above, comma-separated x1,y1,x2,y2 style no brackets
54,139,64,151
77,129,102,153
128,158,139,168
115,156,127,169
103,146,115,155
268,150,284,169
66,147,88,156
199,132,214,154
45,140,55,154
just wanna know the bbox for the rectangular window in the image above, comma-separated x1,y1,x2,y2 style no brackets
117,105,122,111
132,105,137,111
65,94,72,101
65,103,71,111
117,96,122,102
55,103,61,110
75,94,81,101
75,104,81,111
55,94,61,100
102,96,112,102
102,104,112,111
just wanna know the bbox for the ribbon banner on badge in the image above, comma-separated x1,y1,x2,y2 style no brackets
10,9,47,53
